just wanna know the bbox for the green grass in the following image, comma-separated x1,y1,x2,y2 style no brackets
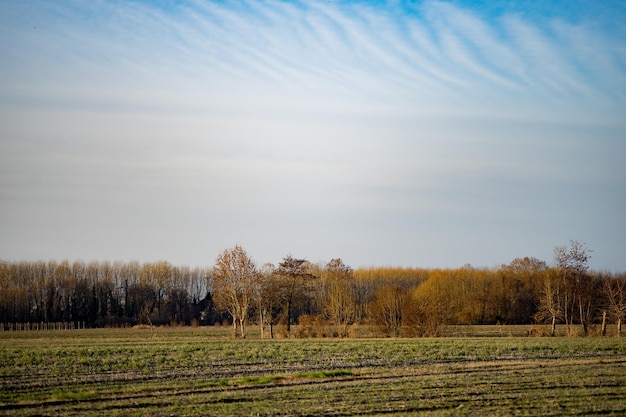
235,375,285,385
1,327,625,416
294,370,354,379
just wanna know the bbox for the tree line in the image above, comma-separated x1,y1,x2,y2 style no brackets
1,241,625,336
0,260,213,328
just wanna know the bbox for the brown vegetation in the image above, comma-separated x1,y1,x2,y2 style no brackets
1,241,625,337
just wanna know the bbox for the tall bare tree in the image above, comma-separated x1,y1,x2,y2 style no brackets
500,257,547,324
604,275,626,336
369,285,408,337
256,263,281,338
535,269,563,336
274,255,316,333
409,270,455,336
322,258,356,337
554,240,593,335
212,245,259,338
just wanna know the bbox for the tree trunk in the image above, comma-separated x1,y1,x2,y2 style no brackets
259,310,265,339
239,317,246,338
618,318,622,338
579,301,586,335
551,315,556,337
564,296,571,336
601,311,607,337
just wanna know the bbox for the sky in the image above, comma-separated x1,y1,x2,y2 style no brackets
1,0,625,271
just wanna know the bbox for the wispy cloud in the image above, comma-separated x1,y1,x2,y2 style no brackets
1,0,624,269
3,1,623,112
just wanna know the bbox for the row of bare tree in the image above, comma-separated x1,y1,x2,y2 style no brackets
0,260,213,327
211,242,625,338
1,241,624,336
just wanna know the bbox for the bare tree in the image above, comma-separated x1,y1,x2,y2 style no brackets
322,258,356,337
212,245,259,338
500,257,547,324
274,255,316,333
408,271,455,336
535,269,564,336
257,263,281,339
369,285,408,337
604,275,626,336
554,240,593,335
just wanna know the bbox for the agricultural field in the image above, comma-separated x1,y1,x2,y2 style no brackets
1,327,625,416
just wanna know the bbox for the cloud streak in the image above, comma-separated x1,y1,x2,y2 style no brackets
4,0,623,116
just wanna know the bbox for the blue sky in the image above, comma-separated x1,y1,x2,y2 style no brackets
1,0,625,271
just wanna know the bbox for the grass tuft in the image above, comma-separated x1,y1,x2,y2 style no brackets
295,370,354,379
235,375,285,385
